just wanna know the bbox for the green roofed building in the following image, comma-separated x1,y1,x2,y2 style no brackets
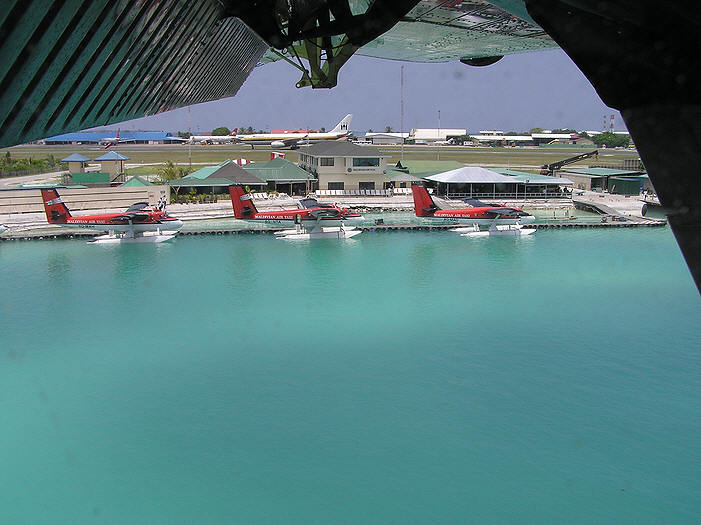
169,159,266,194
560,167,645,192
121,175,153,187
492,168,573,198
242,157,315,195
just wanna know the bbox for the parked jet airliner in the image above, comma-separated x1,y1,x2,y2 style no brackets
232,114,353,149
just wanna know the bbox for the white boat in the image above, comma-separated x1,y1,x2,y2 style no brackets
452,223,536,237
89,230,178,244
0,224,7,235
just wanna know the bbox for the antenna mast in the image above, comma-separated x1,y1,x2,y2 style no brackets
188,106,192,169
400,65,404,162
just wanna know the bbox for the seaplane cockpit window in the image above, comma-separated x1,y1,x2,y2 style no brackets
126,202,150,212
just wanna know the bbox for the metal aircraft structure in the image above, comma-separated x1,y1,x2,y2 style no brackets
1,0,699,287
411,184,535,227
41,189,183,243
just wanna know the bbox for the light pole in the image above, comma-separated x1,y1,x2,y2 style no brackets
437,109,441,161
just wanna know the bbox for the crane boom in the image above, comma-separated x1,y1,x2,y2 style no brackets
541,150,599,175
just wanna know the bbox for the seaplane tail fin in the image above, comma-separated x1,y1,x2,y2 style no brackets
411,184,439,217
228,185,258,219
331,114,352,134
41,189,72,223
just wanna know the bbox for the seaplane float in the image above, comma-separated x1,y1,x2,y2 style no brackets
229,185,363,240
41,189,183,243
450,222,536,237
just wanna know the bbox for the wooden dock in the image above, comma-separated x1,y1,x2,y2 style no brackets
0,218,668,241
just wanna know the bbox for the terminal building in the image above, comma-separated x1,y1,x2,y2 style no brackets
298,141,390,191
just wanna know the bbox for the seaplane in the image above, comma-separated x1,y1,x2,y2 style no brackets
228,185,362,240
41,188,183,243
411,183,536,235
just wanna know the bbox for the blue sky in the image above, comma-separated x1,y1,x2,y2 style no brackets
119,48,623,135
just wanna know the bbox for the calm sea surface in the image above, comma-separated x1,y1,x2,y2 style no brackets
1,227,700,524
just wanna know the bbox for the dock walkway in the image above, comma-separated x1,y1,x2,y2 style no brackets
0,217,667,241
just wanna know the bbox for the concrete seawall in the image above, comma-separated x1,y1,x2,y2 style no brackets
0,186,170,215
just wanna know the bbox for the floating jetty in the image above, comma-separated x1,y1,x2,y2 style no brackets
0,218,667,241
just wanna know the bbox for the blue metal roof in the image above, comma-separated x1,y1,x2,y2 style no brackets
60,153,90,162
94,151,130,161
45,131,174,142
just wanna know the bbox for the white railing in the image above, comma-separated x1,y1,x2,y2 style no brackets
316,189,392,197
445,192,572,199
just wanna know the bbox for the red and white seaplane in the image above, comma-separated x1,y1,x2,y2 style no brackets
411,183,536,236
41,188,183,243
228,185,363,240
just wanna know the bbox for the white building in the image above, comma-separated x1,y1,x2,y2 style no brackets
298,141,391,190
409,128,467,142
363,132,409,145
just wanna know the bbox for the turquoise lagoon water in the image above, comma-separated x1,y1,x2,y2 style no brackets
1,227,700,524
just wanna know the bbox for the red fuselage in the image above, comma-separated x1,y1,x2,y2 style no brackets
60,210,180,227
229,186,360,227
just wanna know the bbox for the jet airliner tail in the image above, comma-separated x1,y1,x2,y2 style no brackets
41,189,72,223
228,185,258,219
411,184,440,217
331,114,353,134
